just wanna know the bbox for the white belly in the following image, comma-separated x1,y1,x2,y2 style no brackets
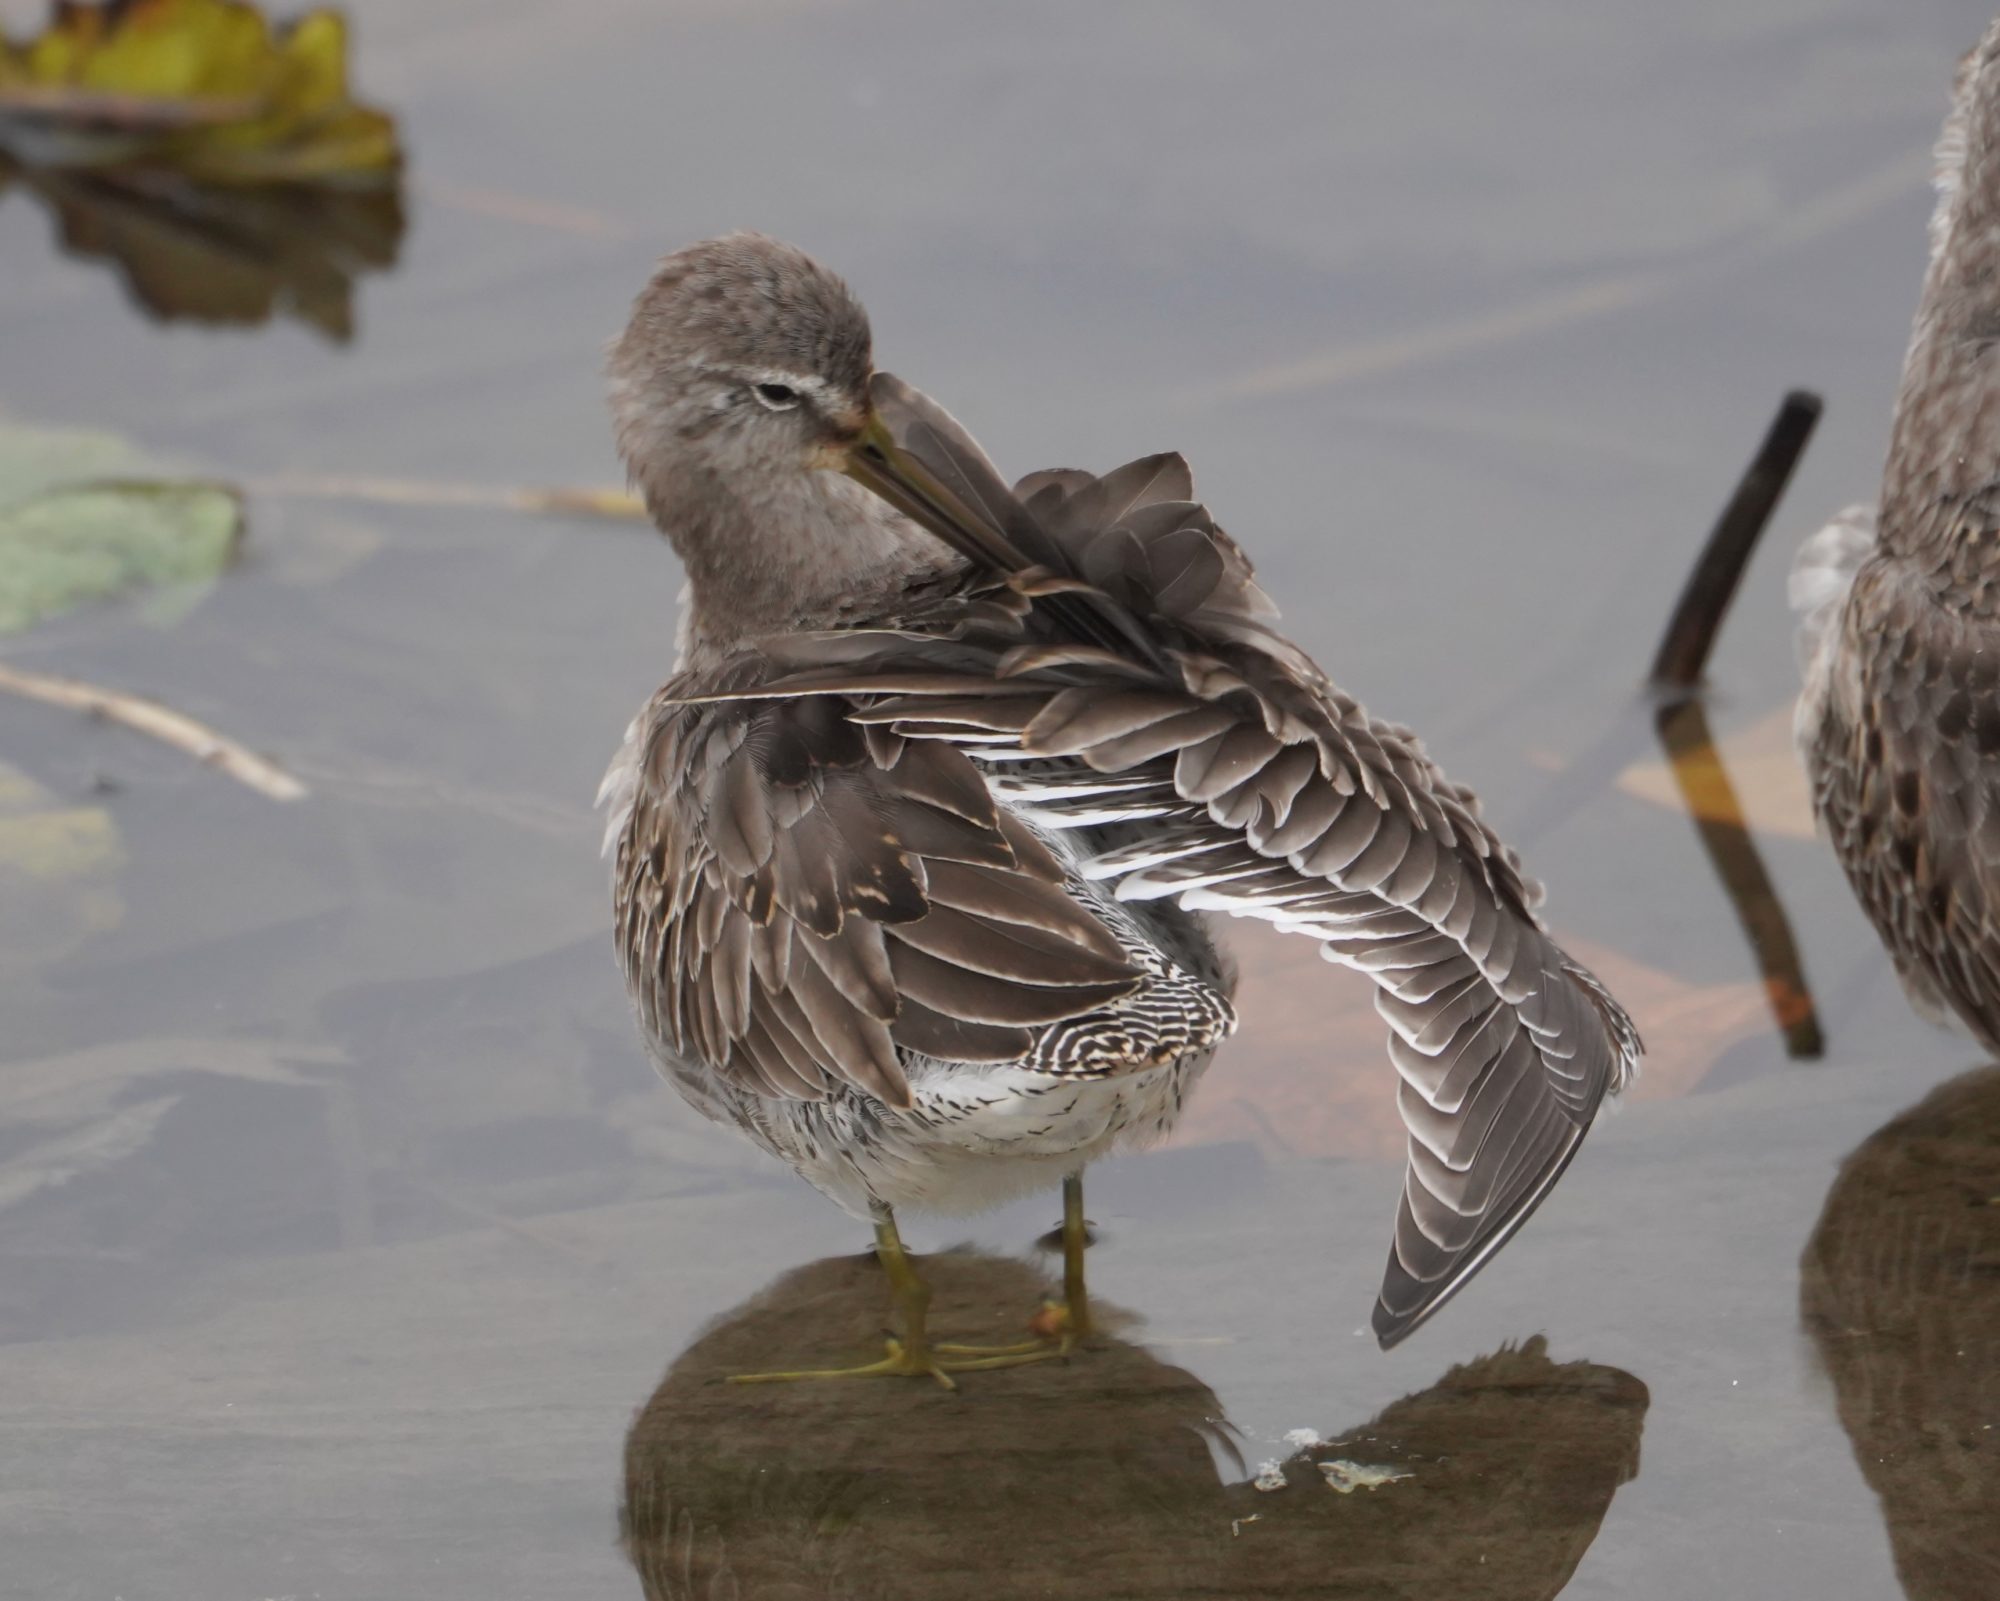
733,1050,1216,1219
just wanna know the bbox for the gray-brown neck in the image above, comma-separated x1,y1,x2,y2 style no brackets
639,458,963,659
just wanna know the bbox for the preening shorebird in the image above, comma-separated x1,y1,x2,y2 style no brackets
601,233,1641,1380
1795,20,2000,1056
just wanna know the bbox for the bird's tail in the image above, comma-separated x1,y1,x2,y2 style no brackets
1788,506,1876,677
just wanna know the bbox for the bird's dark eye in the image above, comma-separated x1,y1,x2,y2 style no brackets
751,381,801,411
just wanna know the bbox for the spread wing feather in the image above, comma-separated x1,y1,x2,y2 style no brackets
674,375,1641,1345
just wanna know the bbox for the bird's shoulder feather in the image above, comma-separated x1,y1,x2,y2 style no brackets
614,654,1145,1108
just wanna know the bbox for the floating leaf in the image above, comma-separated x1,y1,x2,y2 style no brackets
0,0,401,184
0,1,404,337
0,417,179,502
0,480,243,633
0,423,310,802
1173,921,1767,1161
0,422,242,636
1618,703,1817,841
0,756,125,969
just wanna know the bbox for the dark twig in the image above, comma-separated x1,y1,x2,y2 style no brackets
1516,390,1826,849
1649,391,1821,690
1644,390,1828,1054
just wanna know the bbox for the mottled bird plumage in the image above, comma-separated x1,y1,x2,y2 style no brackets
1795,21,2000,1052
605,233,1641,1346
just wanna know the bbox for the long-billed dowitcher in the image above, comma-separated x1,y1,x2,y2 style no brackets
601,233,1642,1380
1795,21,2000,1054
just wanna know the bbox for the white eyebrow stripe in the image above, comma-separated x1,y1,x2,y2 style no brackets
688,360,850,413
741,368,843,405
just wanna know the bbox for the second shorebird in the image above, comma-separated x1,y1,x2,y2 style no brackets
602,234,1642,1378
1795,21,2000,1054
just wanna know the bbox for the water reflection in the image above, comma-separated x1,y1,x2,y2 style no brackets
0,155,403,340
1802,1067,2000,1601
1653,693,1823,1058
623,1251,1647,1600
0,0,405,340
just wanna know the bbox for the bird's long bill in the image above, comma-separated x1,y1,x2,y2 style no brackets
838,378,1027,574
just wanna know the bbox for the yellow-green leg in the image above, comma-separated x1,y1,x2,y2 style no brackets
1061,1169,1093,1342
1016,1169,1098,1350
729,1203,1063,1388
1028,1169,1093,1351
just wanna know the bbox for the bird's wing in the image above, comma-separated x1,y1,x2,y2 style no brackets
720,377,1641,1345
614,678,1142,1108
958,677,1639,1349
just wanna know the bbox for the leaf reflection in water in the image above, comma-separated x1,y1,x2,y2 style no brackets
1802,1067,2000,1601
0,0,405,339
1,156,403,341
623,1251,1647,1600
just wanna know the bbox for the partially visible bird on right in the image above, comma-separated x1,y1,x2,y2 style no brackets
1795,17,2000,1051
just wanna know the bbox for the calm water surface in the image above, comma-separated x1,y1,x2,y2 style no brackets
3,2,1997,1597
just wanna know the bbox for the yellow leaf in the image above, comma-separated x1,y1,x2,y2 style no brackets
1170,922,1768,1162
0,0,401,185
0,758,124,968
68,0,273,102
1617,702,1817,840
271,7,346,117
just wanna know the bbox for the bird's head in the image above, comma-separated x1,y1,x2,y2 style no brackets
608,232,875,492
609,232,1006,639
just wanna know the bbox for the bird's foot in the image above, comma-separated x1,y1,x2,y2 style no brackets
726,1335,1062,1389
933,1333,1059,1360
727,1335,959,1388
1028,1297,1093,1355
933,1294,1096,1360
